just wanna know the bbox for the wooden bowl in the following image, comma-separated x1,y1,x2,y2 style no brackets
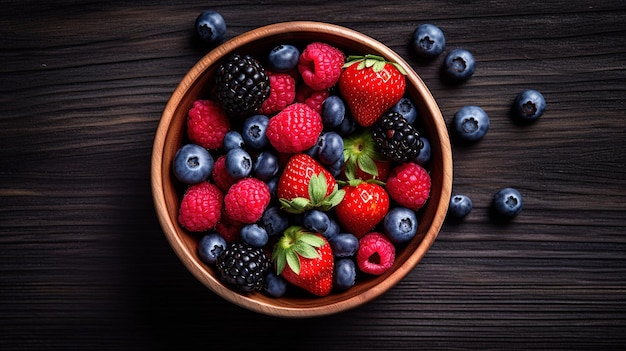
151,21,452,318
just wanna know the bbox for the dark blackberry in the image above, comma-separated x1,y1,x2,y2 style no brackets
371,112,423,162
215,54,271,118
216,241,270,292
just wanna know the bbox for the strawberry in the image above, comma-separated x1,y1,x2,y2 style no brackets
335,179,390,238
342,129,391,181
272,226,334,296
277,154,345,213
338,54,407,127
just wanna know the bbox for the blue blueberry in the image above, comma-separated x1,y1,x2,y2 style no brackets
173,144,214,184
242,114,270,149
448,194,473,219
317,132,344,166
335,113,357,136
303,210,331,234
261,206,289,237
197,232,227,265
328,153,345,178
254,151,279,181
492,187,523,218
412,24,446,60
412,136,431,165
329,233,359,257
383,207,418,243
268,44,300,72
241,224,269,247
223,130,245,151
390,97,418,124
443,48,476,82
322,219,340,241
195,10,226,44
513,89,546,121
334,258,357,290
225,147,252,179
264,270,288,297
265,177,279,198
452,105,490,142
322,95,346,128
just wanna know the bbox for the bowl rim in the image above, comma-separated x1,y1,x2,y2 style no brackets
151,21,452,318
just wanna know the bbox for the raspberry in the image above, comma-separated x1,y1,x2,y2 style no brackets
224,178,271,224
298,42,345,90
211,155,237,192
385,162,431,210
265,103,323,153
178,182,223,232
258,71,296,115
187,99,230,150
356,232,395,275
215,210,244,243
295,84,330,114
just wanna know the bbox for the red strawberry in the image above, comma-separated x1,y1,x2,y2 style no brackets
386,162,431,210
335,180,390,238
187,99,231,150
342,129,391,181
277,154,345,213
258,71,296,115
338,55,407,127
265,103,323,153
272,226,334,296
178,181,223,232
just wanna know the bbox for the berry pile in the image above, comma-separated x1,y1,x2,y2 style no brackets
174,40,432,297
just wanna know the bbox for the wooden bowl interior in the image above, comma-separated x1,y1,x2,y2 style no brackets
152,22,452,318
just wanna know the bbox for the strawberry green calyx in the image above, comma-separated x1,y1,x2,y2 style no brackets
273,226,325,275
343,54,407,75
343,129,384,180
279,172,345,213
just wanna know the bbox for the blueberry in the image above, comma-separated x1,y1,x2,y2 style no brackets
383,207,418,243
390,97,418,124
492,187,523,218
223,130,245,151
513,89,546,122
322,95,346,128
254,151,279,181
328,153,345,178
452,105,490,142
268,44,300,72
317,132,344,165
241,224,269,247
261,206,289,237
412,136,431,165
329,233,359,257
264,270,288,297
336,113,357,136
448,194,473,219
173,144,214,184
266,177,279,198
323,219,340,241
412,24,446,60
442,48,476,82
303,210,331,234
225,147,252,179
197,232,227,265
195,10,226,44
242,114,270,149
334,258,357,290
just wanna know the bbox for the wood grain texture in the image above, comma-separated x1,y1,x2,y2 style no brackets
1,0,625,349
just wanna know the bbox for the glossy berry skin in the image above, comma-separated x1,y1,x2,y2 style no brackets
443,48,476,81
241,223,269,248
492,187,524,218
223,130,245,151
225,147,252,179
329,233,359,257
452,105,490,142
513,89,546,121
390,97,418,124
335,181,390,238
412,136,431,165
254,150,279,181
173,144,214,185
336,113,357,136
268,44,300,72
321,95,346,128
197,232,227,265
383,207,418,243
261,206,289,237
303,210,331,235
322,219,340,240
334,258,357,290
317,132,344,166
448,194,473,219
412,24,446,60
264,270,288,297
242,114,270,149
195,10,226,44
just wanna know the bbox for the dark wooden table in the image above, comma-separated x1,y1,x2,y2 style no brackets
2,0,625,349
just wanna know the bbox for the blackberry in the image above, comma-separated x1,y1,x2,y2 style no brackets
215,54,270,118
216,241,270,292
371,112,423,162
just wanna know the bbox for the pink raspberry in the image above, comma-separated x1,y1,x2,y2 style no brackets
258,71,296,115
211,155,237,192
215,210,244,243
386,162,431,210
295,84,330,114
187,99,230,150
178,182,223,232
266,103,323,153
224,178,271,224
298,42,345,90
356,232,396,275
